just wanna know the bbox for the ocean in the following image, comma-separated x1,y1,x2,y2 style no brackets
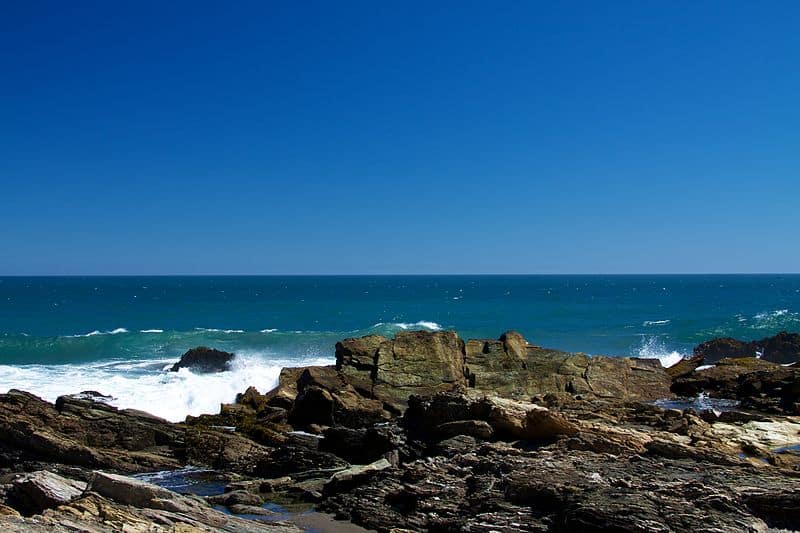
1,275,798,421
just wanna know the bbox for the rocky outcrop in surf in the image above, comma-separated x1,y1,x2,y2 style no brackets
693,331,800,364
170,346,235,373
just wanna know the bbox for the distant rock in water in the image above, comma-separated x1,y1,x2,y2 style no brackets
693,331,800,364
170,346,235,373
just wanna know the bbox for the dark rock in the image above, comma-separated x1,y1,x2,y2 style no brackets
255,446,349,479
694,331,800,365
184,427,270,474
319,426,399,464
170,346,235,373
0,390,183,473
435,420,494,440
289,367,391,429
672,357,800,414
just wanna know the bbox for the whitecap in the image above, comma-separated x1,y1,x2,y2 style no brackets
64,328,129,338
259,328,278,333
140,329,164,334
643,320,670,326
0,352,334,423
371,321,443,331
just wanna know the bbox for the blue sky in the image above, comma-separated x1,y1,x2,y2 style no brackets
2,1,798,274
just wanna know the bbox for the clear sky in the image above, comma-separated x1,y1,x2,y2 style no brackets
1,1,798,275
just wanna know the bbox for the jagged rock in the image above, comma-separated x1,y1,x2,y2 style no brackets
289,367,391,429
170,346,235,373
373,331,467,411
336,334,386,395
236,386,269,412
0,390,182,473
320,442,788,533
694,331,800,364
464,331,528,396
184,427,271,474
464,332,672,401
672,357,800,414
6,471,86,515
265,367,305,409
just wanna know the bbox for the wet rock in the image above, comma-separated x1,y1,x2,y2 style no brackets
0,471,304,532
208,489,263,507
170,346,235,373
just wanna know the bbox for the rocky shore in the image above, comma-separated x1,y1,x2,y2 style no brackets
1,330,799,531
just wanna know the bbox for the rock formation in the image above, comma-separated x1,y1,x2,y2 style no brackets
170,346,235,373
693,331,800,364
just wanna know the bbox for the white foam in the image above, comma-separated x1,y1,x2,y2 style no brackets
64,328,129,338
194,328,246,334
643,320,670,326
752,309,799,329
636,336,685,368
259,328,278,333
0,353,333,423
140,329,164,334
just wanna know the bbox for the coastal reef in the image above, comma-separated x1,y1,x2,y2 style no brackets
1,330,799,531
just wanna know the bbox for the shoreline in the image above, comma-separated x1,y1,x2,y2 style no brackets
1,329,799,531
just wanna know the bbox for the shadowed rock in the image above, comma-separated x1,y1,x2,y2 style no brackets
170,346,235,373
694,331,800,364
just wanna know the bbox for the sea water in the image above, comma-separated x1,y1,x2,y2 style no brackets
1,275,798,421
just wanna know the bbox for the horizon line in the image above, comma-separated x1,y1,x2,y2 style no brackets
1,272,799,277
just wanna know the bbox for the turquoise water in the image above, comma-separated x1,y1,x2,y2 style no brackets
1,275,798,420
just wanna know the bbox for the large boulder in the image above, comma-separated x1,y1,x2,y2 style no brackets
334,331,469,413
372,331,467,411
693,332,800,365
170,346,235,373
